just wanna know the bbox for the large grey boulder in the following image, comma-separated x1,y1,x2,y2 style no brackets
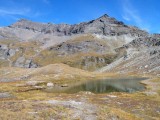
14,57,38,68
0,92,13,98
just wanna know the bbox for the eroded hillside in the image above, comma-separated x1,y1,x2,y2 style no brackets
98,35,160,75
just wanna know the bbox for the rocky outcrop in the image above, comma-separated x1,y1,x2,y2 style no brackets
98,34,160,75
0,44,16,59
14,57,38,68
124,35,160,48
0,42,38,68
49,40,111,55
0,92,13,98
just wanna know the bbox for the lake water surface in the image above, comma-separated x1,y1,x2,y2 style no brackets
45,77,147,94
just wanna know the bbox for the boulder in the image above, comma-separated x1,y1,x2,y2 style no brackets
47,82,54,87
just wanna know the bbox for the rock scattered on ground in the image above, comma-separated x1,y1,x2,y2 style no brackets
0,92,13,98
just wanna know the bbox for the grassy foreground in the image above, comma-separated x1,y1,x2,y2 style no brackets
0,64,160,120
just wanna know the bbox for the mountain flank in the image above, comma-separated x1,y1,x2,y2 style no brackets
0,14,159,75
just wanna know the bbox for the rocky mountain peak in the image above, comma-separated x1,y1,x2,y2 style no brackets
17,19,30,22
10,18,48,32
98,14,109,19
94,14,123,25
11,19,34,27
2,14,148,38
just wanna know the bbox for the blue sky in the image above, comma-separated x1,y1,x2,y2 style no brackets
0,0,159,33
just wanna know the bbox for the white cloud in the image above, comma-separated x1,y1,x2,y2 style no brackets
122,15,131,21
0,8,30,16
0,7,42,20
123,7,142,24
121,0,150,32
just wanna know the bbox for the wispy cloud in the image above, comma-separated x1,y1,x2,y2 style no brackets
0,8,30,16
122,15,130,21
121,0,150,32
0,7,42,21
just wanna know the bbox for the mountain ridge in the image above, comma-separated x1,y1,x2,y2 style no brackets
7,14,148,37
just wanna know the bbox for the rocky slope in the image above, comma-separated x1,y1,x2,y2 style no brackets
98,35,160,75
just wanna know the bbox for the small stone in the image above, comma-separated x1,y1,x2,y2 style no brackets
156,74,160,76
26,81,45,86
144,91,158,96
61,84,68,87
8,49,16,57
28,112,38,114
107,95,117,98
16,84,26,87
26,81,39,86
145,65,148,68
34,86,45,89
84,91,94,95
47,82,54,87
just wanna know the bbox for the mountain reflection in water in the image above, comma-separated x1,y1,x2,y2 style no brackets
45,77,147,94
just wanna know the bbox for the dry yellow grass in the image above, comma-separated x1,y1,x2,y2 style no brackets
0,36,160,119
0,64,159,120
33,50,117,71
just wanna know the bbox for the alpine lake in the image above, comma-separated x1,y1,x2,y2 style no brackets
44,77,148,94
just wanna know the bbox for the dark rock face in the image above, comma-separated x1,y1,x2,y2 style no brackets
0,42,38,68
14,57,38,68
0,44,16,59
49,40,109,55
9,14,148,37
124,35,160,48
0,44,9,59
